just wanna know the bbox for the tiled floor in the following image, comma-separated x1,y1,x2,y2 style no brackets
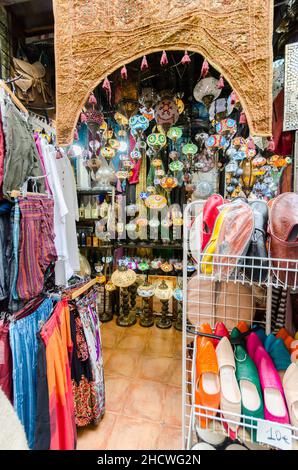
77,317,182,450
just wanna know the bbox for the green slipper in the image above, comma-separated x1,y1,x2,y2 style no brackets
234,344,264,442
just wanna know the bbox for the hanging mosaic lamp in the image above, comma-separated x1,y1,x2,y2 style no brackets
144,194,167,209
182,143,198,157
100,146,115,159
147,132,167,150
169,160,184,172
160,176,178,190
129,114,149,137
167,126,183,142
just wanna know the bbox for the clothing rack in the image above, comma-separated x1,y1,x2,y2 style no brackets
0,79,28,115
70,277,102,300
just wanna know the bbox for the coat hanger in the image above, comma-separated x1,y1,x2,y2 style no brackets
0,79,28,115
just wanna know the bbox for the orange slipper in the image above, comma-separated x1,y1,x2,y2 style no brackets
196,323,214,351
236,321,249,334
195,338,220,429
276,327,295,352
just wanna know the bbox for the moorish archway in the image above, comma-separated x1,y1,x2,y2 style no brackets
53,0,273,146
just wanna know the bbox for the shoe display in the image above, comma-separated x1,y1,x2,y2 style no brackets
213,322,229,346
283,363,298,430
195,337,220,429
195,425,227,448
234,344,264,441
216,337,241,439
254,346,289,424
212,200,254,279
264,334,291,373
268,192,298,287
245,201,269,283
201,194,224,251
201,206,230,275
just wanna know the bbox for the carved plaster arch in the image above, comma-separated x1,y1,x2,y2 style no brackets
53,0,273,145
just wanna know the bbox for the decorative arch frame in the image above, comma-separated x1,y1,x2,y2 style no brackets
53,0,273,146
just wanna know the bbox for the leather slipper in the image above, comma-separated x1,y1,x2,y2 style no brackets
195,338,220,429
245,201,269,283
216,337,241,439
283,363,298,432
234,344,264,441
202,194,224,251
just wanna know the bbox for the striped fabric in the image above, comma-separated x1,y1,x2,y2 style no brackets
16,196,57,300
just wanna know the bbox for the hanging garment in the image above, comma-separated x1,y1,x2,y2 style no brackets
54,152,80,273
2,101,44,199
7,202,24,313
16,195,57,299
9,298,53,449
76,290,105,424
0,111,5,196
34,133,51,194
35,299,76,450
0,203,11,301
41,140,73,284
70,305,100,427
0,319,12,402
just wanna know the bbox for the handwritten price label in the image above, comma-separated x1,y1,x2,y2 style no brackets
257,421,292,450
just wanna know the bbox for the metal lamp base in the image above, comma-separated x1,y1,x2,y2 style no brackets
99,312,114,323
174,318,182,331
139,315,154,327
116,314,136,327
156,316,172,329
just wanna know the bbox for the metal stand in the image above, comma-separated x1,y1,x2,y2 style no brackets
174,300,182,331
116,287,136,327
139,297,154,327
156,299,172,329
129,282,137,314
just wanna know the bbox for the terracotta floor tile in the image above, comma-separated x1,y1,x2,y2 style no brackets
117,333,147,352
149,325,177,339
105,376,131,413
101,327,123,348
124,322,152,337
145,336,175,357
137,356,173,384
123,380,167,422
105,350,141,378
167,358,182,387
163,386,182,427
77,412,117,450
173,337,182,358
106,415,161,450
157,425,182,450
103,348,113,367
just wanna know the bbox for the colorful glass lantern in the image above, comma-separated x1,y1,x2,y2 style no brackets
182,143,198,156
160,176,178,190
169,160,184,172
206,135,227,149
100,146,115,159
144,194,167,209
155,98,179,126
129,114,149,136
167,126,183,141
147,132,167,150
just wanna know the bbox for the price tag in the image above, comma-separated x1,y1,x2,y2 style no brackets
257,420,292,450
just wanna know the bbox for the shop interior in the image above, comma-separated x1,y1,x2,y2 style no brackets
0,0,297,452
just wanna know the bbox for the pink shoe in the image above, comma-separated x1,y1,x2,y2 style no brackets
214,322,229,346
255,346,290,424
202,194,224,251
246,332,263,361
